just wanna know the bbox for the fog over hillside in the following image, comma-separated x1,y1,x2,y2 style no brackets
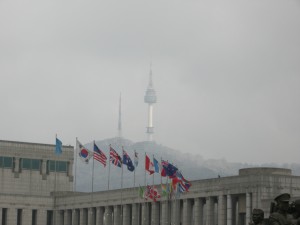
75,137,300,192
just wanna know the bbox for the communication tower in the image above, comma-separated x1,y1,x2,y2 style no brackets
144,67,157,141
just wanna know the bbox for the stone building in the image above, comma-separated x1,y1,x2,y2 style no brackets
1,139,300,225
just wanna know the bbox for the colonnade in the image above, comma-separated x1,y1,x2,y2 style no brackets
0,192,253,225
51,192,252,225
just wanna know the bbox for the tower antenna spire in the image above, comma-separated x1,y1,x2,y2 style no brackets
118,92,122,138
144,65,157,141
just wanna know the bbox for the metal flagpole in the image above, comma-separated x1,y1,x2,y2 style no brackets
144,152,146,187
133,150,136,189
74,137,78,192
91,141,95,205
152,155,155,189
108,145,111,190
54,134,58,225
121,147,124,225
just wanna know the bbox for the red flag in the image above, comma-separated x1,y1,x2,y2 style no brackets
145,154,154,175
145,185,161,202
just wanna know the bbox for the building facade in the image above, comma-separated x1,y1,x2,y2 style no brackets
1,140,300,225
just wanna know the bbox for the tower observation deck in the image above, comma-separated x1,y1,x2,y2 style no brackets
144,68,157,141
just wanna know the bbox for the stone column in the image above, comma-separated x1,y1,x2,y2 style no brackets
122,205,130,225
80,209,86,225
113,205,121,225
131,203,139,225
54,210,63,225
151,202,159,225
141,203,149,225
252,186,261,209
206,197,214,225
88,208,95,225
36,209,47,225
14,157,20,172
22,209,32,225
42,159,47,179
246,193,251,225
96,207,104,225
64,209,71,225
7,208,17,225
170,200,180,225
194,198,201,225
72,209,79,225
161,201,170,225
0,208,2,225
227,194,232,225
182,199,192,225
218,195,226,225
104,206,112,225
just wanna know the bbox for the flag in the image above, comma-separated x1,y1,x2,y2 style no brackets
55,137,62,156
171,170,191,192
77,140,93,164
153,157,160,173
171,176,181,190
178,179,192,193
145,185,161,202
134,150,138,167
109,146,122,167
93,143,107,167
161,184,168,197
122,148,135,172
138,186,145,198
161,160,178,177
145,154,154,175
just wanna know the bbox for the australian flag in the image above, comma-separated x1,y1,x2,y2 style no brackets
122,149,135,172
109,146,122,168
161,160,178,177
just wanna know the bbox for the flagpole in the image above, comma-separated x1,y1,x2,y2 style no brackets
160,157,162,186
144,152,146,224
144,152,146,188
91,141,95,206
108,145,111,190
133,150,136,189
152,155,155,188
74,137,78,192
54,134,57,225
121,146,124,225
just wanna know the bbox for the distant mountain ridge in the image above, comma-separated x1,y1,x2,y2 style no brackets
75,137,300,192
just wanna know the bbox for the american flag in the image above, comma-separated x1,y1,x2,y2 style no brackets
109,146,122,167
93,143,107,167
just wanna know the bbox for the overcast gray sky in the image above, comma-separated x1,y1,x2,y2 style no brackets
0,0,300,164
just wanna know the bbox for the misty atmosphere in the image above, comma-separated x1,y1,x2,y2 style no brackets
75,137,300,192
1,0,300,179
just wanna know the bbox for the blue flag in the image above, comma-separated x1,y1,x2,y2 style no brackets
153,157,160,173
122,149,135,172
55,138,62,155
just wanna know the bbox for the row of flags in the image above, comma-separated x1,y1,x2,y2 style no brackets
55,137,192,201
55,137,138,171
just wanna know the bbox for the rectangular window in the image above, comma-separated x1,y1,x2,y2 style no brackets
49,160,56,172
31,159,41,170
0,156,2,168
57,161,67,172
48,160,67,172
22,158,31,170
21,158,41,170
3,157,12,168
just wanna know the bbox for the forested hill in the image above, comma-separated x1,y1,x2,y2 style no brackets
75,137,300,192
